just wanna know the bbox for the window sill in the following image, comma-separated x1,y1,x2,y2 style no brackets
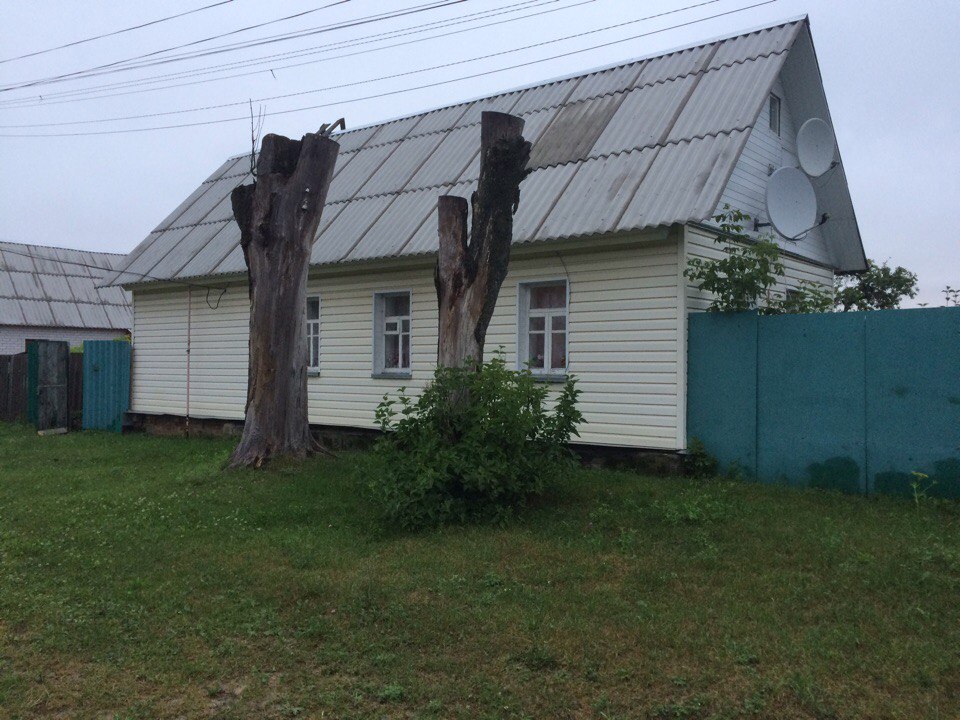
371,372,412,380
531,373,568,384
307,370,320,377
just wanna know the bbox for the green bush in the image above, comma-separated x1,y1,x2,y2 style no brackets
366,355,583,529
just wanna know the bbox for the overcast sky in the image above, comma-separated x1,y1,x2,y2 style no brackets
1,0,957,305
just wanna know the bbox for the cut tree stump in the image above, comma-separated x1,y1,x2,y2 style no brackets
228,131,339,468
435,111,531,369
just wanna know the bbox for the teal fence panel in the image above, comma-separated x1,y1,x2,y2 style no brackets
82,341,131,432
757,312,866,493
865,309,960,498
687,312,758,475
687,307,960,498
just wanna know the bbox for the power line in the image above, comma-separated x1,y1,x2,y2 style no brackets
1,0,778,138
0,0,470,93
0,0,237,65
0,0,591,124
0,0,558,109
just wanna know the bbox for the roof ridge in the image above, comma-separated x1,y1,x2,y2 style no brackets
206,47,791,183
0,240,127,257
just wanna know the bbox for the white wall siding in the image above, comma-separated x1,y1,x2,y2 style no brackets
0,325,126,355
131,234,685,450
131,288,189,416
716,76,832,267
684,224,834,313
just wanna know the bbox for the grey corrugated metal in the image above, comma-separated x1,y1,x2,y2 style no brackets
311,194,396,264
565,61,646,103
0,297,27,325
325,142,399,203
708,21,801,68
0,241,132,330
536,149,658,240
589,75,697,157
104,18,863,285
668,55,785,143
617,130,751,230
512,163,582,241
402,180,476,256
174,221,240,280
528,93,628,169
330,125,381,153
356,132,447,197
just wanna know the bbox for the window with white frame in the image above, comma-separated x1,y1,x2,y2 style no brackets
373,291,411,374
519,281,567,376
306,295,320,372
769,93,781,136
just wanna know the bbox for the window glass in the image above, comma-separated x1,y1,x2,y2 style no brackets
769,94,781,136
306,295,321,370
522,281,567,374
528,332,545,369
530,284,565,309
384,293,409,317
550,331,566,370
376,291,411,373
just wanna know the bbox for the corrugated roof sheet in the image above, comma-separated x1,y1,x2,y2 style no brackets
0,241,132,330
104,18,854,287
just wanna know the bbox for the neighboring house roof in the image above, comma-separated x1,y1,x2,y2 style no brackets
104,15,865,288
0,241,132,330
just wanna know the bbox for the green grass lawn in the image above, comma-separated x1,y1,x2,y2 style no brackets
0,424,958,719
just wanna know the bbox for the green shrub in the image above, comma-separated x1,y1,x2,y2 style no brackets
366,354,583,529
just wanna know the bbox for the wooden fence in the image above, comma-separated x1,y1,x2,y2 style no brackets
0,353,28,423
1,348,84,430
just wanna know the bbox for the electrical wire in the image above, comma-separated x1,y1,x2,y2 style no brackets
0,0,473,93
0,0,236,65
0,0,601,127
0,0,561,109
0,0,777,137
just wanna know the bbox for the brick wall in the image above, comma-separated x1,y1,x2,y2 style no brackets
0,325,128,355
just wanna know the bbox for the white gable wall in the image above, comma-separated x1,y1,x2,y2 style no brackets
684,224,835,314
130,232,686,450
716,76,833,267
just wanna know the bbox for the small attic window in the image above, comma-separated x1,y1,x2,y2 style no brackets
769,94,781,136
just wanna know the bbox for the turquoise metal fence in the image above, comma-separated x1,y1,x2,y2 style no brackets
687,308,960,498
82,341,131,432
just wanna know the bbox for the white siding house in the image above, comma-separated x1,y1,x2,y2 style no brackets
105,17,866,451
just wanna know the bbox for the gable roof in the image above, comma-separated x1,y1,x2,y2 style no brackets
104,16,864,287
0,241,132,330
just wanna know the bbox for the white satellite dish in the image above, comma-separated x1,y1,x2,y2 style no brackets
797,117,836,177
765,167,817,239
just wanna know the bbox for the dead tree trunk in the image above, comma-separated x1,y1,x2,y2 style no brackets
228,131,339,468
435,111,531,368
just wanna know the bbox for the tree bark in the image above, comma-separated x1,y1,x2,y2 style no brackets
228,132,339,468
435,111,531,368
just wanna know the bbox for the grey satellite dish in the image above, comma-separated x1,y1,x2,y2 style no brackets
797,117,836,177
765,166,817,239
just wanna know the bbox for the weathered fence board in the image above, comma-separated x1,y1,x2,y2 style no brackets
688,308,960,498
68,353,83,430
29,340,70,432
0,353,29,422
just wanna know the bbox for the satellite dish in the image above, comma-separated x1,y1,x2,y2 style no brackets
765,167,817,239
797,117,836,177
